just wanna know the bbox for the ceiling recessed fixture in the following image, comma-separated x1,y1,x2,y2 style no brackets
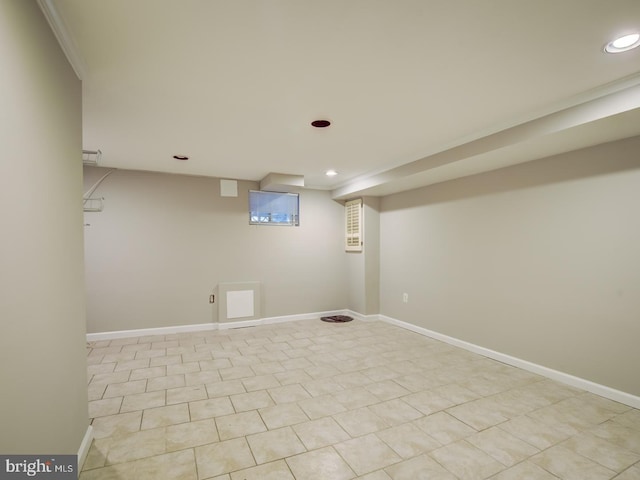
325,169,338,177
605,33,640,53
173,155,189,160
311,120,331,128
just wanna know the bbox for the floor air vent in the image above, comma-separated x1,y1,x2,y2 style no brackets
321,315,353,323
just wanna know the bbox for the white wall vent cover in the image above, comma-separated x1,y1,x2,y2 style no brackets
217,282,261,323
220,179,238,197
226,290,254,319
345,198,363,252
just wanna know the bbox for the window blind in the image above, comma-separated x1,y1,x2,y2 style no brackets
249,190,299,226
345,198,363,251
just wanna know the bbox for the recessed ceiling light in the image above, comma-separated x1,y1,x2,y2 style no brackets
173,155,189,160
604,33,640,53
311,120,331,128
325,169,338,177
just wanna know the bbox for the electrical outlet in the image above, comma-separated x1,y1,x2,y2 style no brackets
402,293,409,303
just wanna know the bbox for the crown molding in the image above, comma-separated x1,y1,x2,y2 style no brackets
37,0,86,80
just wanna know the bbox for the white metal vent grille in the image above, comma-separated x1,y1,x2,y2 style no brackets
345,198,363,252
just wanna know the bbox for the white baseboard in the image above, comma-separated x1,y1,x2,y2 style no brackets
77,424,93,471
264,309,348,325
87,323,217,342
86,310,639,408
345,310,380,322
221,309,348,329
87,309,350,340
217,318,263,330
379,314,640,409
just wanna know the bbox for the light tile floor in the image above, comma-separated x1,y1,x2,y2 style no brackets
81,320,640,479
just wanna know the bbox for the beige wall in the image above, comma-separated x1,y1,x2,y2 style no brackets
83,168,348,333
345,197,380,316
0,0,88,453
363,197,381,315
346,250,366,313
346,197,380,315
380,136,640,396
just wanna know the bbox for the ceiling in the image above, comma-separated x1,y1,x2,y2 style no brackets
41,0,640,199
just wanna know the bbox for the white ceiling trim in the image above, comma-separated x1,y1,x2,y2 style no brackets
37,0,86,80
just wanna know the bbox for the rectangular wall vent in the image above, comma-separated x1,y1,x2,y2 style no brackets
217,282,261,323
226,290,254,319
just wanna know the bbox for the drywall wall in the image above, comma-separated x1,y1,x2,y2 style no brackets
346,248,366,314
83,168,348,333
380,135,640,397
345,197,380,316
363,197,381,315
0,0,88,453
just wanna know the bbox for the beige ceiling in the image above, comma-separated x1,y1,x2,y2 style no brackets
42,0,640,198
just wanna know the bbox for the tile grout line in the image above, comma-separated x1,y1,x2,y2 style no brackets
82,320,640,479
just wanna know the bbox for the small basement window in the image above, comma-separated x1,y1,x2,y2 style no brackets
249,190,299,226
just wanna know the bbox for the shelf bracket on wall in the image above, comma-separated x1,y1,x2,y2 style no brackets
82,149,101,166
83,197,104,212
83,162,114,213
